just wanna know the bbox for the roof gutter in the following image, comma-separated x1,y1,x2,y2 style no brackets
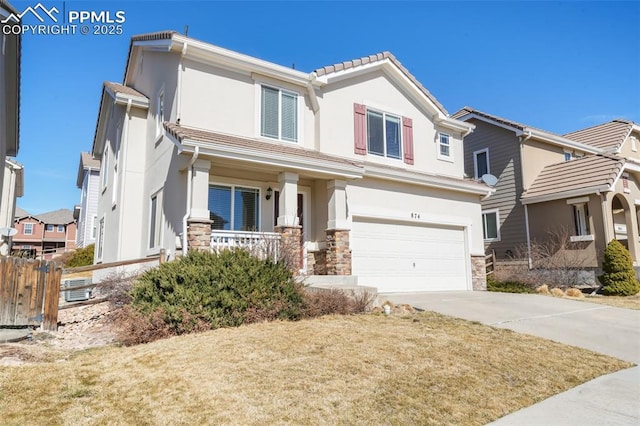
521,128,602,154
521,186,612,205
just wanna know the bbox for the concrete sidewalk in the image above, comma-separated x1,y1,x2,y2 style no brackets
385,291,640,425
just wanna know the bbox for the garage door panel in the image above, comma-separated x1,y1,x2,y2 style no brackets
351,220,469,292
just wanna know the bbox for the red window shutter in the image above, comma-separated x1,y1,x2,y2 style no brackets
354,103,367,155
402,117,414,165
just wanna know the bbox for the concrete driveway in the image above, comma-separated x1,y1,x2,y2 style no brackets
385,291,640,425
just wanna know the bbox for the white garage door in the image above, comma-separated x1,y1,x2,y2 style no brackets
351,219,470,292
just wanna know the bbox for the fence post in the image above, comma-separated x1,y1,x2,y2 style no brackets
42,261,62,331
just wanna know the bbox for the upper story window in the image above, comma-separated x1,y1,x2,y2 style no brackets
366,110,402,159
24,223,33,235
473,148,490,179
438,133,451,160
564,151,583,161
101,144,109,191
46,224,54,232
631,136,637,152
155,88,164,139
57,225,65,232
564,152,572,161
261,85,298,142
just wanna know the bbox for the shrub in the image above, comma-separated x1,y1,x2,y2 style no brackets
598,240,640,296
128,249,304,336
565,287,584,298
550,288,565,297
536,284,550,295
487,278,535,294
300,288,374,318
64,244,95,267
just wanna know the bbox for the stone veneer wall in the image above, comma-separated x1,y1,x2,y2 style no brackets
275,226,302,274
307,250,327,275
325,229,351,275
187,219,212,252
471,255,487,291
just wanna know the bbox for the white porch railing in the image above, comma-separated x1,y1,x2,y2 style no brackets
210,230,281,262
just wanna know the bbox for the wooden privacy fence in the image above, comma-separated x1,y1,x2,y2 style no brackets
0,256,62,331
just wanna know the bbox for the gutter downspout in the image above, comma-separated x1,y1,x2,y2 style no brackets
600,191,611,243
520,130,533,269
116,99,132,260
182,146,199,256
176,42,187,123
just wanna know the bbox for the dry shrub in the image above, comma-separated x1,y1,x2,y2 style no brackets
565,288,584,298
536,284,550,295
301,288,374,318
550,288,565,297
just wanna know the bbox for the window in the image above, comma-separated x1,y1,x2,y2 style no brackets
156,88,164,139
149,191,163,249
482,210,500,241
91,215,97,239
631,136,637,152
46,224,54,232
366,110,401,159
622,173,630,193
57,225,64,232
97,217,105,260
101,144,109,190
261,85,298,142
113,126,121,206
208,184,260,231
23,223,33,235
564,152,572,161
474,148,490,179
565,151,583,161
438,133,451,159
573,203,590,236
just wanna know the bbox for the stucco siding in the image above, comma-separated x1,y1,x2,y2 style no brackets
319,70,464,178
462,120,527,258
521,139,567,190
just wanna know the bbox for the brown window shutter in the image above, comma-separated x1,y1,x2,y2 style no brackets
354,103,367,155
402,117,414,165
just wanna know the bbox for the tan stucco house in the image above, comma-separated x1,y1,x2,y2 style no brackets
454,107,640,270
90,31,493,293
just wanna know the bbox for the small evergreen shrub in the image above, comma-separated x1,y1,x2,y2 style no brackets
63,244,95,267
129,249,304,335
598,240,640,296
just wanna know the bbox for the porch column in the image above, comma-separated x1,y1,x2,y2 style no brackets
187,159,212,251
624,195,640,264
275,172,302,272
326,180,351,275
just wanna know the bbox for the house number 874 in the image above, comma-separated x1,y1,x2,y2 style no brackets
411,212,421,219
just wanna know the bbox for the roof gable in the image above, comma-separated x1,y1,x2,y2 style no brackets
563,119,635,151
36,209,75,225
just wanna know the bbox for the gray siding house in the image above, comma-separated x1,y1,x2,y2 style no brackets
74,152,100,248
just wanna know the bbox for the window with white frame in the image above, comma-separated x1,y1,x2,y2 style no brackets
474,148,490,179
573,203,590,236
482,210,500,241
366,109,402,159
91,215,97,239
208,184,260,231
438,133,451,159
46,224,54,232
101,144,109,190
155,88,164,139
24,223,33,235
97,217,105,260
57,225,64,232
564,152,572,161
149,190,163,249
261,85,298,142
622,173,630,193
113,126,121,205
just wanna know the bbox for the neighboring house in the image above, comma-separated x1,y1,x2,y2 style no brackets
0,1,21,220
74,152,100,248
12,208,77,259
454,107,640,269
0,158,23,254
90,31,493,293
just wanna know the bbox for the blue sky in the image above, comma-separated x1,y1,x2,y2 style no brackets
11,0,640,214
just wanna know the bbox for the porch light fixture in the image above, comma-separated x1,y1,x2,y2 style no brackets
266,187,273,200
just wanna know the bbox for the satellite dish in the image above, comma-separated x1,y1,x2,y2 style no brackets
481,174,498,187
0,227,18,237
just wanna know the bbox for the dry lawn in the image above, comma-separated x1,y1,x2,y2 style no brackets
0,312,632,425
580,293,640,310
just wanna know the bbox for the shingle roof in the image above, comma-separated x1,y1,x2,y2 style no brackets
164,122,361,170
315,51,448,115
563,120,635,151
36,209,75,225
77,152,100,188
451,106,557,134
521,155,624,202
104,81,148,100
14,206,29,218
